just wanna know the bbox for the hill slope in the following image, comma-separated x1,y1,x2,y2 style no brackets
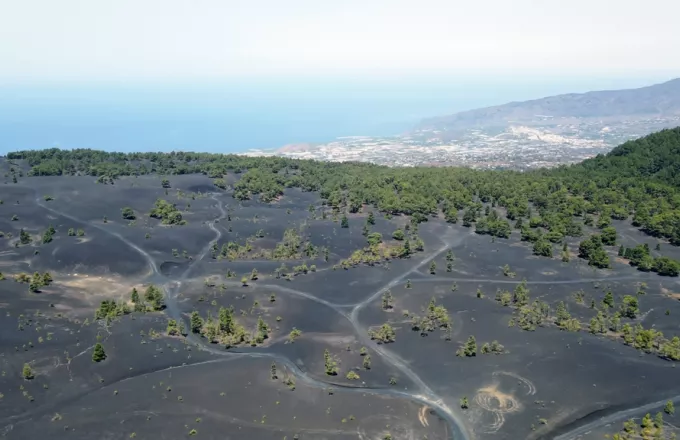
418,78,680,131
574,127,680,187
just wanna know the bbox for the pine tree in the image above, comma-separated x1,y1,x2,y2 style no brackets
340,215,349,228
363,354,372,370
42,272,52,285
608,313,621,332
561,250,570,262
381,290,393,310
19,228,31,245
367,212,375,225
622,323,634,345
654,412,664,429
22,363,34,380
218,307,234,334
270,362,277,380
464,336,477,356
324,349,338,375
623,418,637,435
149,288,164,310
166,319,179,336
92,343,106,362
131,288,140,304
429,261,436,274
257,316,269,342
589,315,604,334
28,279,41,293
190,311,203,334
555,301,570,326
512,281,530,307
603,290,614,308
664,400,675,415
403,238,411,256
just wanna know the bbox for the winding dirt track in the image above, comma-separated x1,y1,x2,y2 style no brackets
550,394,680,440
26,193,670,440
413,276,645,285
30,193,470,439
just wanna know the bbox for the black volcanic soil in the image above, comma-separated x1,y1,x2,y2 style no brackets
1,173,680,440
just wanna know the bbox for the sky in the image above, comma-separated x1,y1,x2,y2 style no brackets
1,0,679,83
0,0,678,154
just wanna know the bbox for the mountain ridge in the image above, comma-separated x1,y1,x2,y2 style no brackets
418,78,680,132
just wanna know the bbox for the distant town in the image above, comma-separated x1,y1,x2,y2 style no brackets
243,116,680,169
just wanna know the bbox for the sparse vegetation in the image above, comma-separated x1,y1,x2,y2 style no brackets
369,323,396,344
578,235,611,268
288,327,302,343
324,349,338,375
480,340,506,354
381,290,394,310
346,371,360,380
121,207,136,220
456,335,477,357
8,128,680,438
410,297,452,338
665,400,675,415
150,198,186,225
41,225,56,244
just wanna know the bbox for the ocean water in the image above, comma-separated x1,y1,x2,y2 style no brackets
0,77,664,155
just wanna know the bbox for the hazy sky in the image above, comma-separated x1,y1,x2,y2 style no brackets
1,0,679,83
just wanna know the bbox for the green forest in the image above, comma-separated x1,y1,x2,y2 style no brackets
6,127,680,274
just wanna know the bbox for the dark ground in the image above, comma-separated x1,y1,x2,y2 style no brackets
1,173,680,439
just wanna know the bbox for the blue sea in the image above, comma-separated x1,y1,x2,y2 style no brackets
0,76,664,155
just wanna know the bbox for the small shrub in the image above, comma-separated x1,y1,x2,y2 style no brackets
346,371,360,380
22,363,34,380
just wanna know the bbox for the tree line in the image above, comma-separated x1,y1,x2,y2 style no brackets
7,127,680,247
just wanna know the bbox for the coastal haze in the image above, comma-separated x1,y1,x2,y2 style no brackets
250,78,680,169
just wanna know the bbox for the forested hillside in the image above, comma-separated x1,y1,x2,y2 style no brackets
575,127,680,187
5,127,680,249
